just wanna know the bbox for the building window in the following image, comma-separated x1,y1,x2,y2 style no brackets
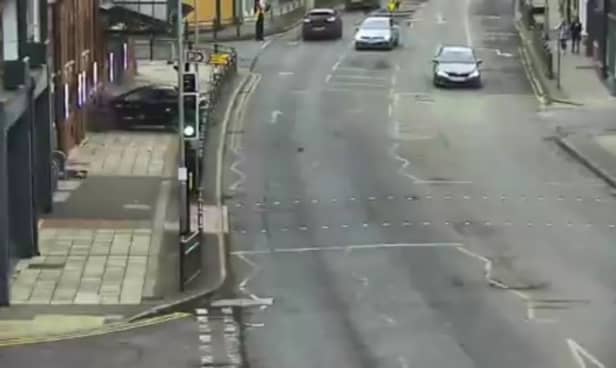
27,0,40,42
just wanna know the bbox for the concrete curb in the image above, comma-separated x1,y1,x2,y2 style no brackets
126,72,254,323
514,21,584,107
514,21,550,106
554,136,616,189
0,313,191,348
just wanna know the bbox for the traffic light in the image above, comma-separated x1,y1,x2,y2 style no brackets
183,93,199,140
183,72,198,93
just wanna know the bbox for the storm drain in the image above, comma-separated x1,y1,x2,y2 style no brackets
27,262,65,270
414,94,434,103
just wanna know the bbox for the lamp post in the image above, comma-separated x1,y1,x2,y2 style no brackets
177,0,189,235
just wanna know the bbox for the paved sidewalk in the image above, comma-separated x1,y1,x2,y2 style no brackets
0,59,222,341
12,130,178,306
516,0,616,106
556,129,616,189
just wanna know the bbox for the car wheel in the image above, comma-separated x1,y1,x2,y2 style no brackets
432,78,440,87
475,78,483,88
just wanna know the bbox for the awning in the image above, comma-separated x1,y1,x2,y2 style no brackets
100,3,195,35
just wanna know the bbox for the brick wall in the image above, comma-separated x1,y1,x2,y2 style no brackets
51,0,104,154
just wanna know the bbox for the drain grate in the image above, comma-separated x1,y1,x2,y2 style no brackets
28,262,65,269
414,94,434,103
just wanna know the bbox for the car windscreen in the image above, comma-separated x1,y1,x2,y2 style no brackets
438,49,476,63
309,10,334,16
360,19,389,29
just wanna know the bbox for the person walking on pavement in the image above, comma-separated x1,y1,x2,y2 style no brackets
570,17,583,54
255,0,267,41
556,20,570,54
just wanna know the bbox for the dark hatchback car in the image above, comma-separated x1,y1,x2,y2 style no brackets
111,85,206,130
302,8,343,40
432,45,483,88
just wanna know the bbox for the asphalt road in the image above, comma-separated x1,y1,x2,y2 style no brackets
223,0,616,367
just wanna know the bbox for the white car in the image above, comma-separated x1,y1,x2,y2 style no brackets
354,17,400,50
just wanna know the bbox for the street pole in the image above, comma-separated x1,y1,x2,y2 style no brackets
194,0,204,235
556,36,562,89
177,0,189,235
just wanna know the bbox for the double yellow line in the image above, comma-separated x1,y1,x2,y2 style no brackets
229,73,262,152
0,312,191,348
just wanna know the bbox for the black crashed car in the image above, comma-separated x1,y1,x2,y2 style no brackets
302,8,343,40
432,45,483,88
111,85,207,130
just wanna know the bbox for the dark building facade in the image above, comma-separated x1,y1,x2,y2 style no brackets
0,0,53,306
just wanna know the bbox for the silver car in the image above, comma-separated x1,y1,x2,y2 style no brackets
432,45,483,88
354,17,400,50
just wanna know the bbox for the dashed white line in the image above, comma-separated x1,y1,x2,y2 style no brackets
464,0,473,46
325,73,332,83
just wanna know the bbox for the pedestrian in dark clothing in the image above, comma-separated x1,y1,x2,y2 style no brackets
557,20,570,54
570,17,582,54
255,1,265,41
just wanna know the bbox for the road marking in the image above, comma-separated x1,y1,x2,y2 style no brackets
270,110,282,124
496,49,514,57
398,356,410,368
436,13,446,24
211,298,274,308
332,60,341,71
325,73,332,83
391,74,397,86
278,71,294,76
414,179,473,184
380,314,397,326
332,74,388,81
389,143,421,182
567,338,606,368
335,66,384,73
464,0,473,46
228,154,246,192
231,242,463,255
388,104,393,117
260,39,272,49
327,81,389,89
123,203,151,210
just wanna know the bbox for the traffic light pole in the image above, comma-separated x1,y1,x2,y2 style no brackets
177,0,190,235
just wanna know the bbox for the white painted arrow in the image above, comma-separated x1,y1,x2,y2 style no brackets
211,297,274,308
270,110,282,124
567,338,605,368
496,49,513,57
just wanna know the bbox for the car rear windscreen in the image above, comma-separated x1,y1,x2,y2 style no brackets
310,11,334,16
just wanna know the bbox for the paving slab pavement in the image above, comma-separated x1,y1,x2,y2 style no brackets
556,132,616,189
